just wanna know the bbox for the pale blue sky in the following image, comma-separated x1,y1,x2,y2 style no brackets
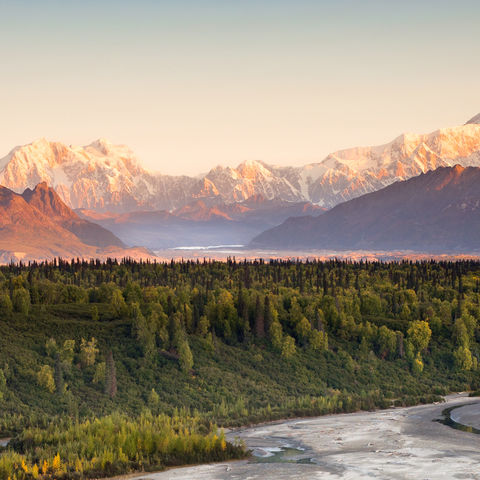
0,0,479,174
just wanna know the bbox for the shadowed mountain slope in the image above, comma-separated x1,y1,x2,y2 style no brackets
251,165,480,252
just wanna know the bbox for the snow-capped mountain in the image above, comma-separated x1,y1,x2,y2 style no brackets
1,116,480,211
0,138,199,212
302,123,480,206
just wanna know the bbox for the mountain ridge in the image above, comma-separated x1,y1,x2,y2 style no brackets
22,182,126,248
466,113,480,124
251,165,480,252
0,183,152,263
1,114,480,212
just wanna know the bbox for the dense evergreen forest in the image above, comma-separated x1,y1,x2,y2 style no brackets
1,258,480,479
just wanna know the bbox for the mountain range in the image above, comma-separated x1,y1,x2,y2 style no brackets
1,113,480,256
252,165,480,252
0,183,151,263
1,116,480,213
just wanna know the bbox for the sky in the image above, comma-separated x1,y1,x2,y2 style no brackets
0,0,479,175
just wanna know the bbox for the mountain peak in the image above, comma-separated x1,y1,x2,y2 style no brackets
237,159,265,169
89,137,112,147
236,159,270,178
0,183,148,262
22,181,76,221
2,116,480,213
30,137,50,146
33,181,51,191
87,138,116,154
466,113,480,125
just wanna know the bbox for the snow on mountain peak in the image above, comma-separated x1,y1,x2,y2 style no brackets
88,138,114,154
1,120,480,212
0,138,152,211
236,159,271,179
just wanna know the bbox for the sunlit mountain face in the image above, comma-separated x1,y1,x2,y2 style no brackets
1,117,480,214
0,182,150,263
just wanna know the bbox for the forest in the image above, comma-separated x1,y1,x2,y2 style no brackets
0,257,479,479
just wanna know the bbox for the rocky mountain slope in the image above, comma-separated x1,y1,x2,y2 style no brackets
2,115,480,212
22,182,125,248
251,165,480,252
0,183,152,263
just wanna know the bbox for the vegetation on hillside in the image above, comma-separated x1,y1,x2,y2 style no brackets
0,258,479,478
1,412,243,480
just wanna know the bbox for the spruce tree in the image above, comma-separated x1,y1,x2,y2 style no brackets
263,295,273,333
254,295,264,338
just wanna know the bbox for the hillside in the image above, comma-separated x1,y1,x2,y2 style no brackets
1,259,478,426
0,183,151,263
252,165,480,252
0,258,479,479
1,116,480,212
0,261,480,452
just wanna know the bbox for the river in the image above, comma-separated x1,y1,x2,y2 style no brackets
136,394,480,479
0,438,10,447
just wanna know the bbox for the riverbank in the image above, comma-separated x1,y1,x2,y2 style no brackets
131,394,480,479
450,401,480,430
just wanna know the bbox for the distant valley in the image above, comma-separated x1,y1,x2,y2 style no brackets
77,195,323,248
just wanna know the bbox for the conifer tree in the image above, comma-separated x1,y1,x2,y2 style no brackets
237,287,246,319
396,331,405,358
254,295,264,338
263,295,273,333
